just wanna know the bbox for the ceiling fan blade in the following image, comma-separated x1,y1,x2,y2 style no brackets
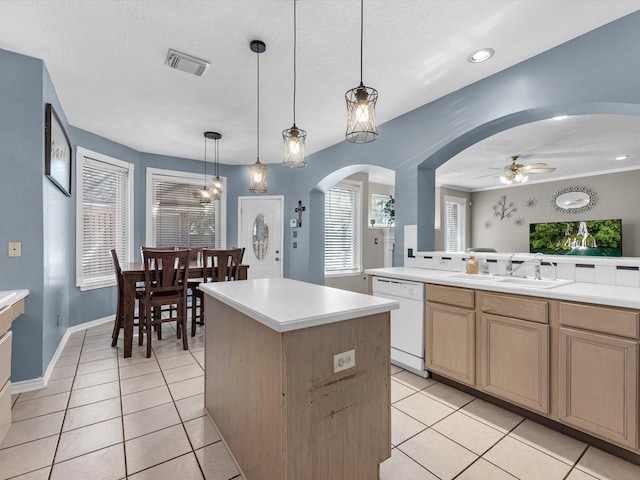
528,167,556,173
476,173,500,179
525,162,549,168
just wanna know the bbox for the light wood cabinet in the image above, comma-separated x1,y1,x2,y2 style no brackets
0,297,25,444
479,313,549,414
425,283,640,455
559,326,639,449
426,286,475,386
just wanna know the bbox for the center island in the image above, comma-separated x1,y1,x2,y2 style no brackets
198,277,399,480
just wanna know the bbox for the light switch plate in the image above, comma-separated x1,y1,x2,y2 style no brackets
8,242,21,257
290,218,298,228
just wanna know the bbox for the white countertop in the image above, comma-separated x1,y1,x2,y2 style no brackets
198,278,399,332
0,289,29,310
366,267,640,310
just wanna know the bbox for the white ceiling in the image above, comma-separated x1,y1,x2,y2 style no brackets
1,0,638,185
437,114,640,191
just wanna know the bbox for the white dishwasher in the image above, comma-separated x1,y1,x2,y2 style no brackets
372,276,427,377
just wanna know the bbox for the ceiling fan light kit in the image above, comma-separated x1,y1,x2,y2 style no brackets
499,155,556,185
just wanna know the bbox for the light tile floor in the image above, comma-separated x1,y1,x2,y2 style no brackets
2,320,640,479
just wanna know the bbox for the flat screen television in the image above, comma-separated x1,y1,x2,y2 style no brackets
529,219,622,256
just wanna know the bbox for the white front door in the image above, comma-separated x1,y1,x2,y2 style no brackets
238,196,284,279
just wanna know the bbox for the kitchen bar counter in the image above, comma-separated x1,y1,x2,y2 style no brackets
366,267,640,309
200,278,398,479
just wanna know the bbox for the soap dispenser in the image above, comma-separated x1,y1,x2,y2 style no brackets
465,256,479,274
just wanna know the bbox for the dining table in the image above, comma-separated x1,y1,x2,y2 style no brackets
119,260,248,357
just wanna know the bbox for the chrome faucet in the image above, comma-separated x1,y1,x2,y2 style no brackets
506,253,543,279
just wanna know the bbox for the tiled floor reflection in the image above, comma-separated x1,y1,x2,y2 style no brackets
3,321,640,479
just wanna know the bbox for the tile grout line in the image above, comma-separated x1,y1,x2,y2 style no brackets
46,329,86,480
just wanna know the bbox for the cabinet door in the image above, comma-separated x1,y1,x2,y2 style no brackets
559,327,638,449
479,314,549,414
426,302,475,386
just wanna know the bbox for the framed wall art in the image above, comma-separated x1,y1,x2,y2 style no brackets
45,103,72,196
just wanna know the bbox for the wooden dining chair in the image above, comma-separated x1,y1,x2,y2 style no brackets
137,248,191,357
110,249,140,347
190,248,244,336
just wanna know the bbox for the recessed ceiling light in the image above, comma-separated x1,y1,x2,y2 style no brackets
615,155,630,161
552,115,568,120
467,48,495,63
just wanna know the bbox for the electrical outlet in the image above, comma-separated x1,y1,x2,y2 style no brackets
333,349,355,373
8,242,21,257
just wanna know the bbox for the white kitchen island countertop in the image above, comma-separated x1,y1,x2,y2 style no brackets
366,267,640,310
199,277,399,332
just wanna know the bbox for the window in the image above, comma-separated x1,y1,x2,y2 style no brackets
146,168,226,250
444,195,466,252
76,147,134,290
325,180,362,275
369,193,394,226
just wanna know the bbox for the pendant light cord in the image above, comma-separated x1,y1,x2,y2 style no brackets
203,137,207,180
360,0,364,84
215,137,219,177
256,46,260,163
293,0,297,125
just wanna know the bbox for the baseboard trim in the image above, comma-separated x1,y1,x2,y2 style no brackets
11,315,115,394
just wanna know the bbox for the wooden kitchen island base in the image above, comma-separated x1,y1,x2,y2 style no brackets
203,280,393,480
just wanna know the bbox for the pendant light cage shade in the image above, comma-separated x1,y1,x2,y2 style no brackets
249,160,268,193
204,131,222,201
345,83,378,143
282,125,307,168
345,0,378,144
249,40,268,193
199,185,212,204
282,0,307,168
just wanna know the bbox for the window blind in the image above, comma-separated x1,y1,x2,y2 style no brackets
325,182,361,274
78,154,132,289
445,201,460,252
151,176,221,249
444,196,466,253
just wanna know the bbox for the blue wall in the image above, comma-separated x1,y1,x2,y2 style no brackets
2,11,640,382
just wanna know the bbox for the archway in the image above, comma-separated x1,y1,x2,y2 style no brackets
308,165,395,288
415,104,640,252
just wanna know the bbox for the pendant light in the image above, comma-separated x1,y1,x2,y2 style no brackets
282,0,307,168
249,40,268,193
345,0,378,144
200,132,214,203
208,131,223,200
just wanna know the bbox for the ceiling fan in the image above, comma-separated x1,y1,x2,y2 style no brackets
478,155,556,185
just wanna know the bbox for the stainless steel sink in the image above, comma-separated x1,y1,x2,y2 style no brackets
446,272,573,289
496,276,574,288
446,273,503,281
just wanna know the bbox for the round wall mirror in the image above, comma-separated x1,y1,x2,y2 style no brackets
252,213,269,260
551,186,597,213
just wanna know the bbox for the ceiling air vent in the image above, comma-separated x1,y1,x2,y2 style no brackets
165,49,210,77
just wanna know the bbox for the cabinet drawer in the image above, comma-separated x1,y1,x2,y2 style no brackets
480,292,548,324
559,302,639,339
427,284,474,309
0,380,10,445
0,331,12,387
